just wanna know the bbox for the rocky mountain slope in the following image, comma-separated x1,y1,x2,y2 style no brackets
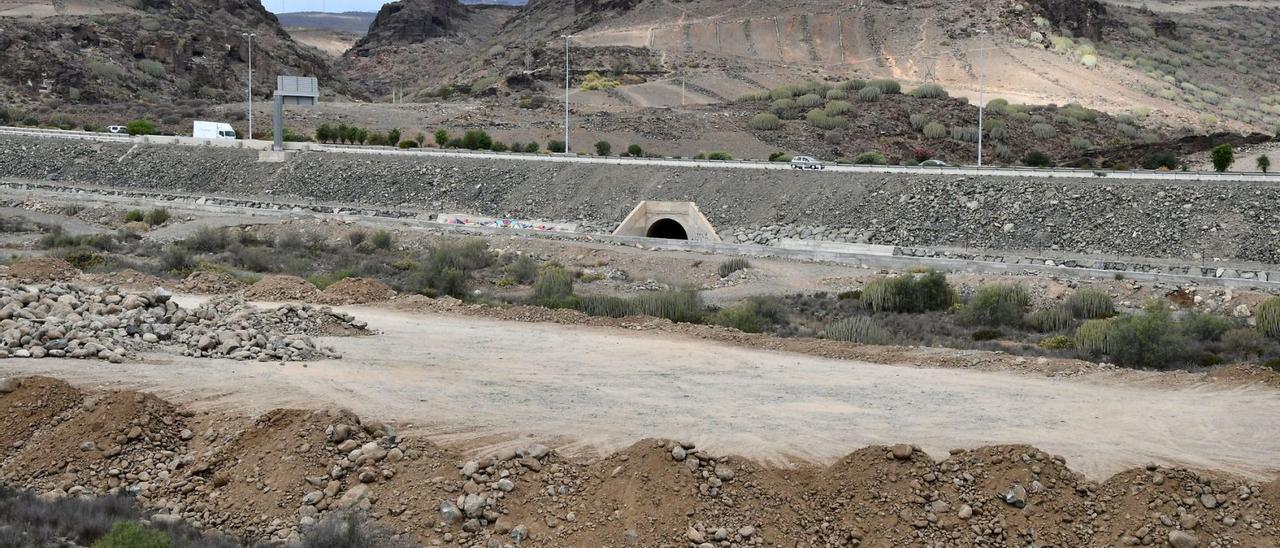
0,0,355,107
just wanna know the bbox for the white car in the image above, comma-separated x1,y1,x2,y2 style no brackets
107,125,126,134
790,156,825,170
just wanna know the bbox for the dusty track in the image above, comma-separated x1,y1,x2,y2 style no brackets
2,305,1277,480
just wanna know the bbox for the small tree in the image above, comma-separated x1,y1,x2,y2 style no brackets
126,119,156,136
1023,150,1053,167
547,140,566,153
434,129,449,147
336,124,350,144
1258,154,1271,174
627,144,643,157
594,140,612,156
387,128,402,147
315,123,332,143
414,132,426,146
524,142,539,153
1211,144,1234,172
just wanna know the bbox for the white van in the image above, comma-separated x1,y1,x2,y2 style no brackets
192,121,237,140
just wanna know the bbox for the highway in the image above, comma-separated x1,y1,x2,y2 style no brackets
2,124,1277,183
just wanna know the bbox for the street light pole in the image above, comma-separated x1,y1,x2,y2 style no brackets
976,29,988,168
561,34,573,155
242,32,255,140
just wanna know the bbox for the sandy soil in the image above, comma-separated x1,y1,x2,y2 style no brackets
3,305,1277,480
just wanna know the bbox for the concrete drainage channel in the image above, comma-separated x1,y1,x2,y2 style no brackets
3,179,1280,292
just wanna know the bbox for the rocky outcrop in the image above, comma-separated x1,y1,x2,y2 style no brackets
0,0,352,104
349,0,473,55
1028,0,1108,41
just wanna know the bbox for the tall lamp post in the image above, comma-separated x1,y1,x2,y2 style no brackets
242,32,255,140
976,29,988,168
560,34,574,155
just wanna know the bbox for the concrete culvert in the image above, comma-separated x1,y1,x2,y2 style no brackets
646,218,689,240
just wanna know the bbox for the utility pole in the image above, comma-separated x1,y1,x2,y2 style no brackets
561,34,573,154
242,32,255,140
976,29,988,168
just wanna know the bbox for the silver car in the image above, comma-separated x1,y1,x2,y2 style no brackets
790,156,825,170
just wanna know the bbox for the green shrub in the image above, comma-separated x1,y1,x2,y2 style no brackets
594,140,612,156
626,144,643,157
408,239,494,298
525,142,541,153
1061,103,1097,122
126,119,156,136
1257,155,1270,173
909,83,947,98
824,100,852,116
853,151,887,165
88,61,123,81
125,210,144,223
145,208,170,227
491,141,509,152
768,151,792,162
749,113,782,130
868,79,900,94
1258,297,1280,339
1023,150,1053,167
860,271,954,313
547,140,566,153
986,120,1008,141
632,290,704,323
1180,312,1235,342
93,521,171,548
986,98,1009,115
705,151,732,161
1066,289,1113,319
1211,144,1234,172
370,230,394,250
959,284,1030,328
434,129,449,147
1039,335,1075,349
398,140,418,148
922,122,947,139
1075,301,1184,369
135,59,165,78
838,79,867,91
718,257,751,277
795,93,823,108
1070,137,1093,150
857,86,882,102
805,109,848,130
712,297,786,333
1142,151,1178,170
971,329,1003,341
736,91,770,102
346,231,366,247
461,130,493,150
950,126,980,142
823,316,892,345
1031,123,1056,139
909,113,930,131
505,255,539,284
531,265,575,307
1028,306,1075,333
576,295,632,318
826,89,848,101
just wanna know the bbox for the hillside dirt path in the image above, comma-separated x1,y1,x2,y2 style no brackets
3,306,1279,480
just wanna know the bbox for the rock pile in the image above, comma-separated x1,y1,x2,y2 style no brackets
435,443,556,543
0,285,364,362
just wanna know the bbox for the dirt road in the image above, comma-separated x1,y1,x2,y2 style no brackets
4,307,1279,480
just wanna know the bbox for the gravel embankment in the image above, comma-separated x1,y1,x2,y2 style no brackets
1,136,1277,263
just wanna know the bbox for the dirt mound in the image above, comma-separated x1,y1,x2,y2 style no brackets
2,381,1276,546
314,277,395,306
0,376,82,459
178,271,246,294
242,275,320,302
4,257,79,283
80,268,167,291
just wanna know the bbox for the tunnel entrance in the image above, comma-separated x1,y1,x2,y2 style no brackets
645,218,689,240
